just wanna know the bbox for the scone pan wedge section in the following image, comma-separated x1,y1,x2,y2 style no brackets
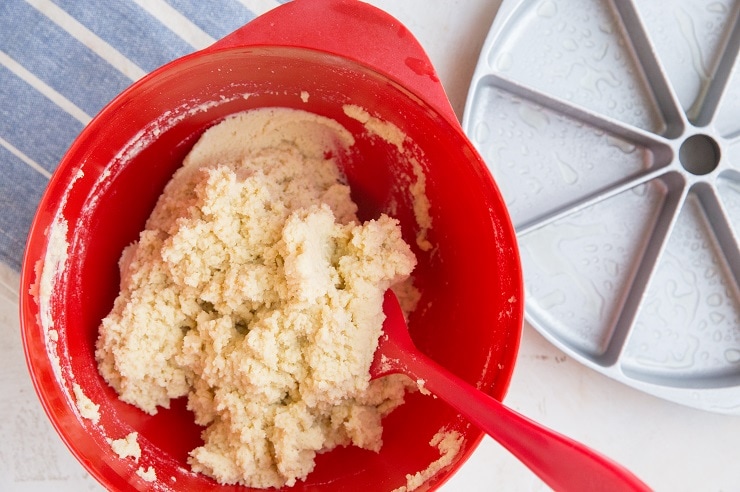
463,0,740,413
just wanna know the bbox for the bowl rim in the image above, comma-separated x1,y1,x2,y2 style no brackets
19,42,524,492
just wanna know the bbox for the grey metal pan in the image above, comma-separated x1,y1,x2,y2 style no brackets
463,0,740,413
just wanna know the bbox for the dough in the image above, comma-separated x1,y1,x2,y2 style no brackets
96,108,417,488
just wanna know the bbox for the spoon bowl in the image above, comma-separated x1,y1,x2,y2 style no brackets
374,291,652,492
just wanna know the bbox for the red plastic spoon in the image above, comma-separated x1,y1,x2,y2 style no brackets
373,291,652,492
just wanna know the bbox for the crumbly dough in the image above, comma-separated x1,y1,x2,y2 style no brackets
96,108,417,488
108,432,141,461
136,466,157,482
395,429,463,492
72,383,100,423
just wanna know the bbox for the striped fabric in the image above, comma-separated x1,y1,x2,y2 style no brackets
0,0,292,272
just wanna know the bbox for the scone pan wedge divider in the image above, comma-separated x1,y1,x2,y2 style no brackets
463,0,740,413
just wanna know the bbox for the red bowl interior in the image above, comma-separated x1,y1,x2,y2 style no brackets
20,46,523,491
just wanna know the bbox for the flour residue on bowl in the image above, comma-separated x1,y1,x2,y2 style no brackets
408,160,432,252
31,169,87,385
394,428,463,492
342,104,433,252
343,104,406,151
95,107,419,488
33,217,68,382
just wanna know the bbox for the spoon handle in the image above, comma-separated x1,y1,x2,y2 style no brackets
398,352,651,491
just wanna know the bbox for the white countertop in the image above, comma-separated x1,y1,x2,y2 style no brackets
2,1,739,491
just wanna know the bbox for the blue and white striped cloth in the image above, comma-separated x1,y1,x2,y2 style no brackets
0,0,291,273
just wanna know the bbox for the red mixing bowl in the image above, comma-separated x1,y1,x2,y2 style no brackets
19,0,524,490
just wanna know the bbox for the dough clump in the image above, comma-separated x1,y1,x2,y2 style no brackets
96,108,417,488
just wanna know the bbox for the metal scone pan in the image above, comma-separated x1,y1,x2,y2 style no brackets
463,0,740,413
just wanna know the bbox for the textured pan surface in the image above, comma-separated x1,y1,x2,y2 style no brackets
463,0,740,413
